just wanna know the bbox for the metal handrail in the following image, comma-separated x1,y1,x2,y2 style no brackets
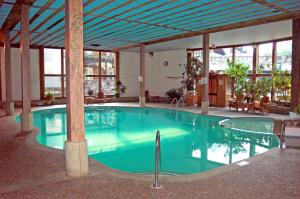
170,98,177,107
153,130,161,189
176,97,184,108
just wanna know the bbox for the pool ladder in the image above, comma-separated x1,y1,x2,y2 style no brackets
152,130,161,189
176,97,184,109
170,98,177,108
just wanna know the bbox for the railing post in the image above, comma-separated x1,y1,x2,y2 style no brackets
153,130,161,189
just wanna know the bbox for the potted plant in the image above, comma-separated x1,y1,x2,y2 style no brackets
87,88,94,97
225,59,249,97
290,104,300,119
256,77,272,103
165,88,183,102
272,68,291,105
115,80,126,98
45,91,56,105
185,57,203,106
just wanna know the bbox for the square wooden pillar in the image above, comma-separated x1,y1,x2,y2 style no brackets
64,0,88,177
139,45,146,106
4,31,14,115
201,33,210,114
20,3,32,132
291,18,300,110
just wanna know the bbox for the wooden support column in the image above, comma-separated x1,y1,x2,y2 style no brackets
291,18,300,110
64,0,88,177
139,45,145,106
20,3,32,132
4,31,14,115
253,45,258,81
271,42,277,102
201,33,209,114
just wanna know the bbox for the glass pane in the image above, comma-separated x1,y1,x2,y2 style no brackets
210,48,232,72
193,50,202,62
101,76,115,96
101,52,116,75
84,76,99,97
84,51,99,75
258,43,273,74
235,46,253,73
45,76,62,97
44,48,61,74
276,40,292,72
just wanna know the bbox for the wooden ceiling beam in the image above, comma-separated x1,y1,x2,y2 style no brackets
10,0,56,42
84,0,219,43
84,1,253,45
252,0,291,13
116,12,300,51
1,0,35,31
30,0,103,44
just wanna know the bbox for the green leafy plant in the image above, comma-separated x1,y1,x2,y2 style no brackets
87,88,94,97
272,68,291,103
225,59,249,96
294,104,300,114
185,57,203,91
256,77,272,97
114,80,126,98
165,88,183,101
45,91,56,104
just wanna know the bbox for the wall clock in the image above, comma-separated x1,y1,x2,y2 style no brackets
163,61,168,67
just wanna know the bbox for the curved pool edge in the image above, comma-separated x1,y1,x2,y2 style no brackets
2,112,283,184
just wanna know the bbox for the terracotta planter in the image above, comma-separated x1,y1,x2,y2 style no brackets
187,91,198,106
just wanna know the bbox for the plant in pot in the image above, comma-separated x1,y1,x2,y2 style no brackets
165,88,183,102
272,68,291,105
114,80,126,98
290,104,300,119
225,59,249,98
87,88,94,97
256,77,272,103
45,91,56,105
185,57,203,106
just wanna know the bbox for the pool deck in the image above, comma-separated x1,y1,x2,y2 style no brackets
0,103,300,199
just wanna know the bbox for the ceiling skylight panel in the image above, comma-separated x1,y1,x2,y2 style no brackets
171,2,261,27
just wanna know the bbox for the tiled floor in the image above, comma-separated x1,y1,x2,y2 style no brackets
0,103,300,199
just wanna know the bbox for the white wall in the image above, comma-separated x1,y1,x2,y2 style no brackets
0,47,40,101
120,49,187,97
119,51,140,97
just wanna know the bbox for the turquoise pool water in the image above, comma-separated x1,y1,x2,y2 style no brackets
31,106,279,174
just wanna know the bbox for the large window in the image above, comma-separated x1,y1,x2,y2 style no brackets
84,51,100,97
276,40,292,72
258,43,273,74
43,48,117,98
44,48,64,97
101,52,116,96
188,38,292,102
235,46,253,73
210,48,233,72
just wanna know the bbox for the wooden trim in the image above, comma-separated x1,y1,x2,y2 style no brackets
0,44,2,101
252,0,291,14
253,45,258,81
271,41,276,101
61,48,64,97
98,51,102,96
39,47,45,99
115,51,120,82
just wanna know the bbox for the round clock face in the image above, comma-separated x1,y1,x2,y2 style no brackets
163,61,168,67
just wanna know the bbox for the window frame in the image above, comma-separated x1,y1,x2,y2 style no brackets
40,47,119,99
